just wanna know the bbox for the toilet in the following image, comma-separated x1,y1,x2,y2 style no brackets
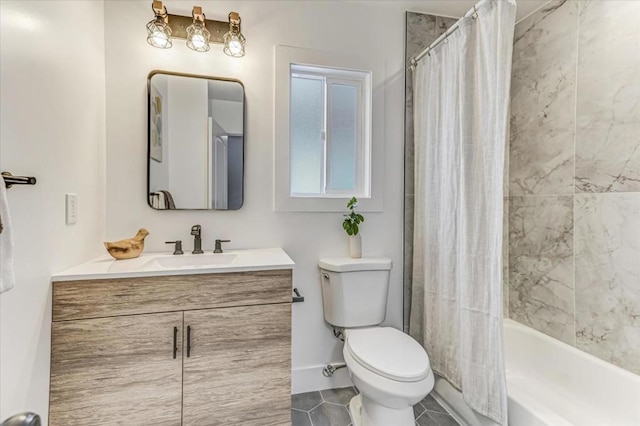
319,257,434,426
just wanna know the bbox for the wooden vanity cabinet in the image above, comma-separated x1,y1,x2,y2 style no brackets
49,312,184,425
49,270,292,426
182,304,291,425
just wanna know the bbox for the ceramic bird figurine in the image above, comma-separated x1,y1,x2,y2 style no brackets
104,228,149,260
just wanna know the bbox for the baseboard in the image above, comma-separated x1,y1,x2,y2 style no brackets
291,364,354,394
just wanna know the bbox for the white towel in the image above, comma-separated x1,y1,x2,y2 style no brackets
0,179,15,294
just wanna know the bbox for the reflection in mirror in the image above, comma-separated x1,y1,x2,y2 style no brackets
147,71,244,210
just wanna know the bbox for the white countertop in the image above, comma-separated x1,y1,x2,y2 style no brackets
52,248,295,282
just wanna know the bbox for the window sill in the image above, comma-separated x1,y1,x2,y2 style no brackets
274,195,382,213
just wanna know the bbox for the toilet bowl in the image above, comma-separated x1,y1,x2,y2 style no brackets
344,327,434,426
319,258,434,426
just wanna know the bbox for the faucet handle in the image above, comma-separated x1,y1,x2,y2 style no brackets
213,239,230,254
165,240,184,255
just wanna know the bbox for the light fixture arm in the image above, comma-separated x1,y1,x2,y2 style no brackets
152,0,168,23
228,11,241,33
192,6,206,25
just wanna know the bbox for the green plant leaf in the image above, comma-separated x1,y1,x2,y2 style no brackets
347,197,357,210
343,196,364,236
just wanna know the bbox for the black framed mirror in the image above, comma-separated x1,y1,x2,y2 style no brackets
147,70,244,210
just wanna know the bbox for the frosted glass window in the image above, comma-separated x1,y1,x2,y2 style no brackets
328,84,357,191
290,76,324,195
289,64,370,198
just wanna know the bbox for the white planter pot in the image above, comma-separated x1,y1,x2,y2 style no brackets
349,234,362,259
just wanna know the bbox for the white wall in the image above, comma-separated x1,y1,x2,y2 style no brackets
167,77,208,208
210,100,244,135
0,1,106,422
104,0,412,393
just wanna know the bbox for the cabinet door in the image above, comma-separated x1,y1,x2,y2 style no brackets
183,304,291,425
49,312,183,426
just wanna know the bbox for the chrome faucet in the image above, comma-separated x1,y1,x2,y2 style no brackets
191,225,203,254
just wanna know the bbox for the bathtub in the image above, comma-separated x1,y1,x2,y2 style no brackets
431,319,640,426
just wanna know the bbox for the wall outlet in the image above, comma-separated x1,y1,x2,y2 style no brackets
66,193,78,225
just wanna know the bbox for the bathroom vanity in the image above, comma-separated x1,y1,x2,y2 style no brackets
49,249,294,426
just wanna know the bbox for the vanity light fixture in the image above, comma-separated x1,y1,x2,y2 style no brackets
186,6,210,52
223,12,246,58
146,0,172,49
145,2,245,57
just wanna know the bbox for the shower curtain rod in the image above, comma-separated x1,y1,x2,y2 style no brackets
409,0,487,69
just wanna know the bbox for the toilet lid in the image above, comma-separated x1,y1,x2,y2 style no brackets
346,327,430,383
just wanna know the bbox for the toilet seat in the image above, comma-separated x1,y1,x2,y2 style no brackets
345,327,430,383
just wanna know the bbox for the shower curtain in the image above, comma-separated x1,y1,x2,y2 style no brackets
409,0,516,424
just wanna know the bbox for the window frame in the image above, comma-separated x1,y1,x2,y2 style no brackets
289,72,327,197
274,45,383,213
289,66,369,198
325,77,364,196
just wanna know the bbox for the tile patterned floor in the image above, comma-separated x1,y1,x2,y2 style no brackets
291,387,460,426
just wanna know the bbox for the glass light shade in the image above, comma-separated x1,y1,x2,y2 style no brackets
223,31,246,57
186,22,210,52
146,18,172,49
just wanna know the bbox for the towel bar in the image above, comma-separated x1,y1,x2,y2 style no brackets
2,172,36,189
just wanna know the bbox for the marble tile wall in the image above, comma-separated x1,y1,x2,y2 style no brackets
404,12,457,331
510,0,578,196
575,1,640,193
508,0,640,374
509,195,575,344
574,193,640,373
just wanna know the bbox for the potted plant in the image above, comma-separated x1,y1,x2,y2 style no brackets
343,197,365,258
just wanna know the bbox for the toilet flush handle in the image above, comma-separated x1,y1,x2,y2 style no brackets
321,272,330,280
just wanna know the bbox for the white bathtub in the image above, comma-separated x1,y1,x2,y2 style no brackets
504,319,640,426
431,319,640,426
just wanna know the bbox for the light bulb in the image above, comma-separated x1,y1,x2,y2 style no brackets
186,25,210,52
151,30,170,48
191,34,206,50
223,32,245,57
227,38,243,56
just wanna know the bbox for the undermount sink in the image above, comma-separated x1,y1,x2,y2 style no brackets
144,253,237,269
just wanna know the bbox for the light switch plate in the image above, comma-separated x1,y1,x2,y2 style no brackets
66,193,78,225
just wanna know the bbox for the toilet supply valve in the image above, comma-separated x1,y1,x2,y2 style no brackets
322,363,346,377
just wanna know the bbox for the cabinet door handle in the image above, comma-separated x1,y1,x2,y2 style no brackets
187,325,192,358
173,326,178,359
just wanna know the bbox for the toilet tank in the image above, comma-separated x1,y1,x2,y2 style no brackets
319,257,392,328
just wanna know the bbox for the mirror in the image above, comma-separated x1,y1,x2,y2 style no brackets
147,71,244,210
